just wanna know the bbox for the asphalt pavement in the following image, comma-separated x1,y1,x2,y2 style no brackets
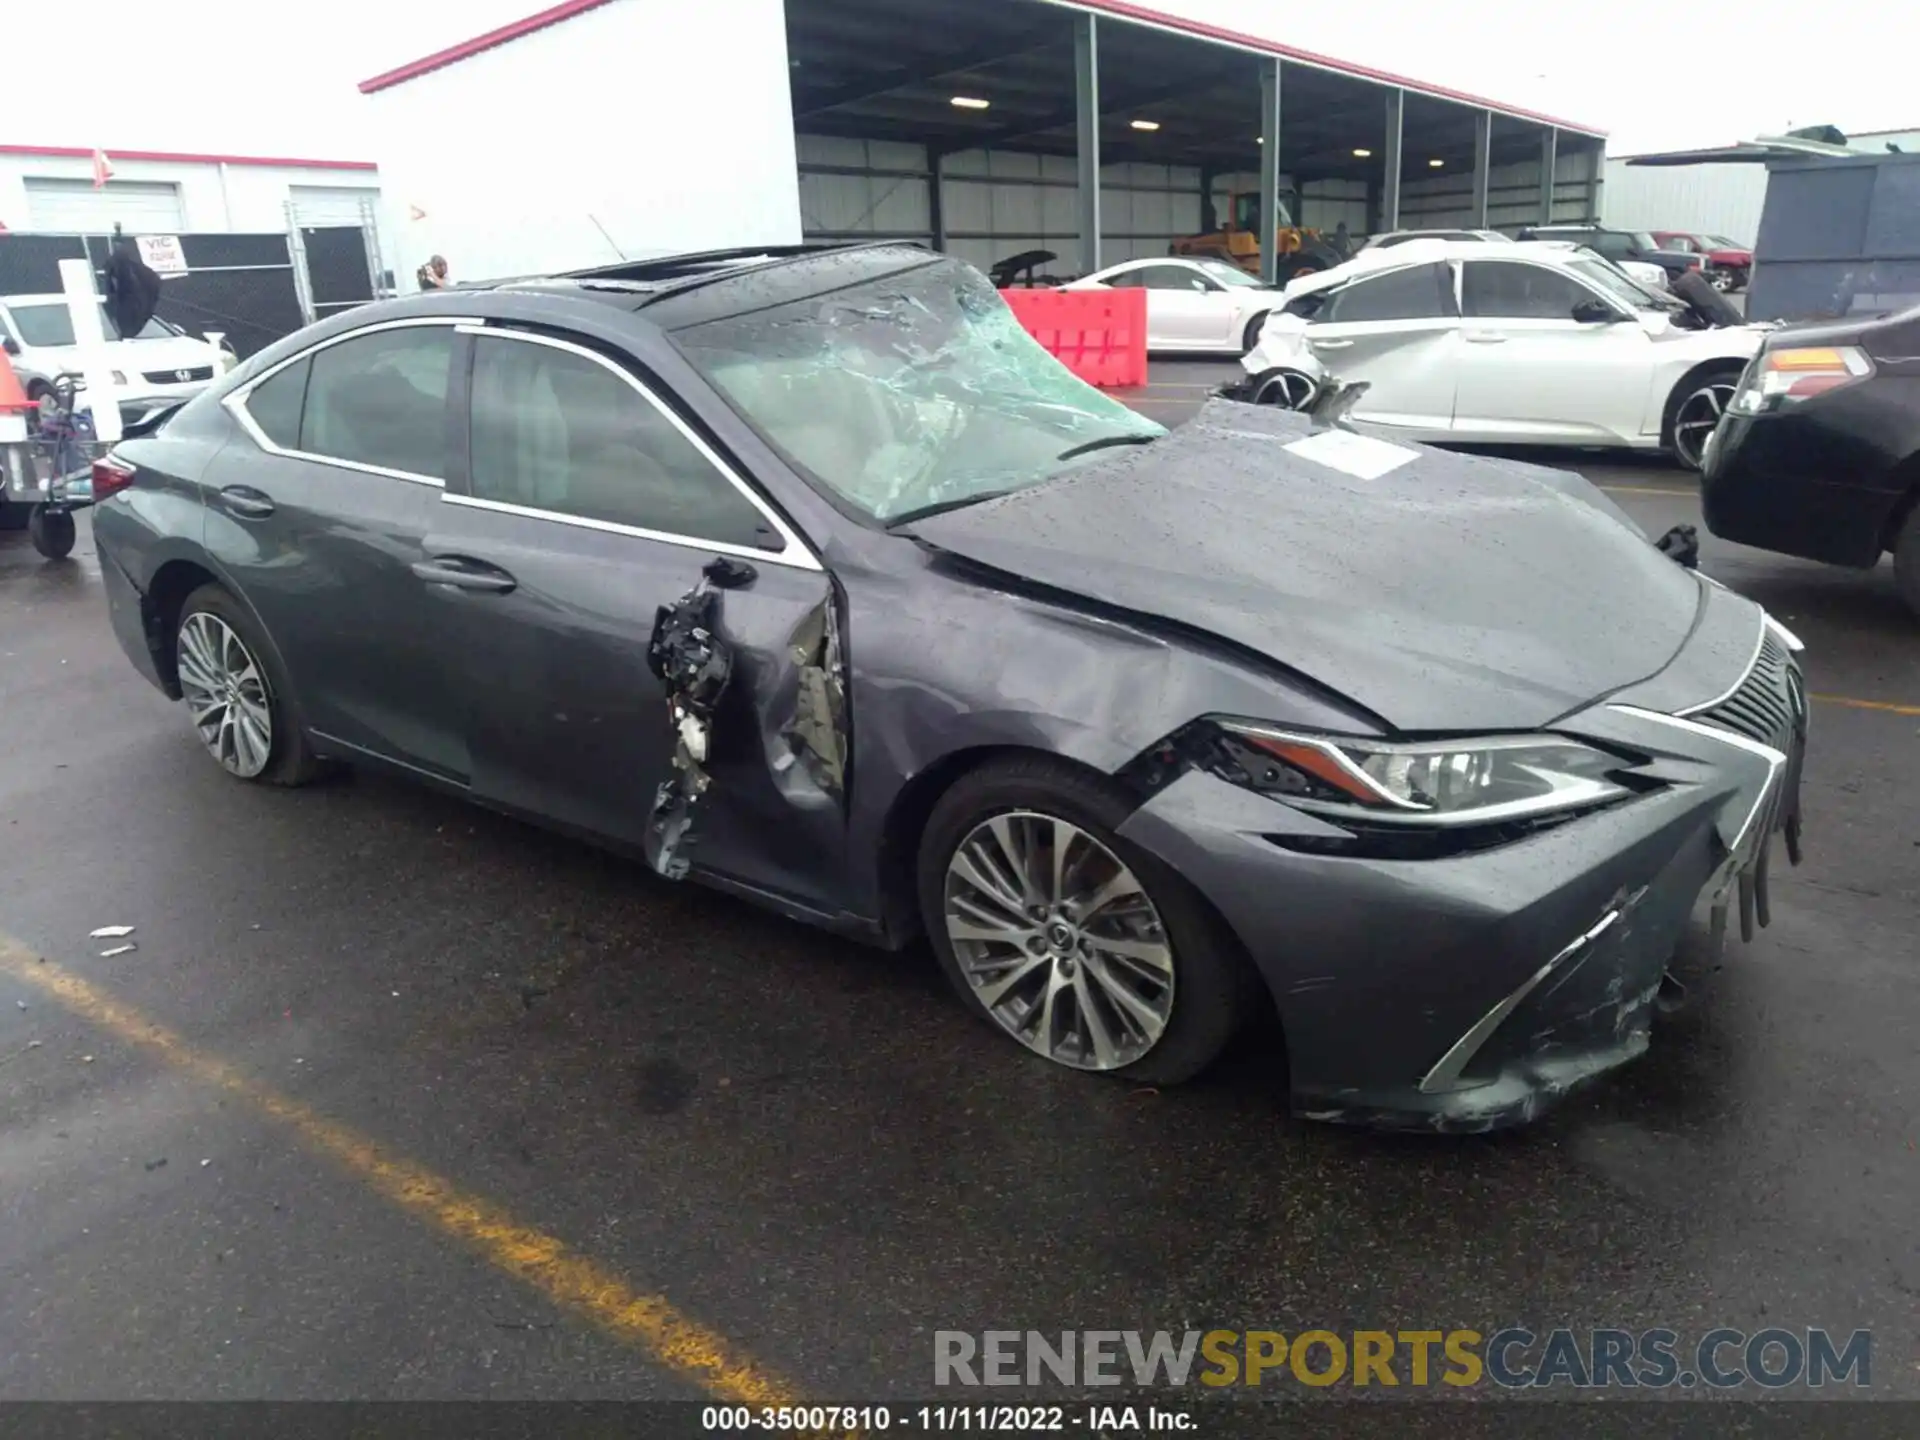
1,361,1916,1417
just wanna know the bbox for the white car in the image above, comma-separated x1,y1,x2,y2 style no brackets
1063,256,1287,354
0,293,234,429
1238,238,1767,469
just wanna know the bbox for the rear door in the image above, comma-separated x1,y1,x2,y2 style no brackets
208,317,469,780
1107,263,1234,350
1450,258,1657,443
422,323,848,908
1297,260,1460,431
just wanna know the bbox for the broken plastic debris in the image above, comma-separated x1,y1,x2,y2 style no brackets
99,944,137,958
643,565,739,880
89,925,135,938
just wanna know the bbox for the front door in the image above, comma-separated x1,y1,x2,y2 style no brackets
422,325,847,909
1451,259,1657,444
1299,260,1461,433
1138,264,1236,349
205,318,469,780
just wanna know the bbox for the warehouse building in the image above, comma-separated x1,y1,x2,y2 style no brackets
360,0,1606,288
0,145,382,238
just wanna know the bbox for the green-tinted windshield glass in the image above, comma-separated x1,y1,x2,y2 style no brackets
672,257,1164,524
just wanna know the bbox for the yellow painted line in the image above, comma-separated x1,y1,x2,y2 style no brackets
1811,693,1920,717
0,938,804,1411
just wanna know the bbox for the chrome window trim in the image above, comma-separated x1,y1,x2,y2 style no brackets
222,315,464,488
454,323,819,570
440,493,818,570
1675,613,1769,718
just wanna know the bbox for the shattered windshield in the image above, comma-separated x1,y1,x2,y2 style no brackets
672,257,1164,524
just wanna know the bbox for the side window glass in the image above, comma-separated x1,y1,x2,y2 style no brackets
1140,266,1208,291
468,336,773,550
1105,272,1147,289
299,326,454,479
1462,261,1592,319
1317,263,1450,323
242,356,311,449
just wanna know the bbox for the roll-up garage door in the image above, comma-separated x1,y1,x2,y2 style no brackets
24,178,185,232
288,186,378,228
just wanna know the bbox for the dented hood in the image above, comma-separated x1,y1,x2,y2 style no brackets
906,401,1706,733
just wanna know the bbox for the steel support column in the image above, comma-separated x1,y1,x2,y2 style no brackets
1257,58,1283,284
930,150,948,252
1538,126,1558,223
1471,110,1492,227
1074,13,1101,275
1583,142,1605,222
1381,88,1404,233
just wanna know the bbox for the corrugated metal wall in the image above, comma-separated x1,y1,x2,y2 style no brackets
1398,147,1596,229
800,137,1386,277
1600,159,1768,243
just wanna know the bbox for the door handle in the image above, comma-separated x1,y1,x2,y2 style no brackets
1308,337,1354,349
218,484,276,519
1462,332,1508,344
411,556,518,594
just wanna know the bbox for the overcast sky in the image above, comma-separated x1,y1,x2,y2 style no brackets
9,0,1911,161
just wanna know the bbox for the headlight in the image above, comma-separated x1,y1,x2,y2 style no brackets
1728,345,1873,415
1213,721,1633,826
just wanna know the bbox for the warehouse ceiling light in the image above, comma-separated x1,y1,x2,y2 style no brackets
1130,119,1161,131
950,96,991,110
1430,158,1445,167
1353,148,1372,158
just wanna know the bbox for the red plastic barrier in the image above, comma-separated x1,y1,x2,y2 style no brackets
997,287,1147,388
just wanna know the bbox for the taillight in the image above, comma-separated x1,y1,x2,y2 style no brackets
1729,346,1874,415
91,452,137,501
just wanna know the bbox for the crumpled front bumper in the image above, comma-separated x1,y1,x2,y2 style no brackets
1115,637,1807,1132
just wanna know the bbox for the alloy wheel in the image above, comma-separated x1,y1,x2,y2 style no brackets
942,810,1175,1071
176,611,274,778
1673,380,1737,470
1709,270,1735,292
1256,369,1318,411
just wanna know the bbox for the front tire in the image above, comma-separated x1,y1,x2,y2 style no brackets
1666,368,1742,472
917,755,1254,1084
174,583,322,786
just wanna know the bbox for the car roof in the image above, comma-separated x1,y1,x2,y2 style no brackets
474,241,949,330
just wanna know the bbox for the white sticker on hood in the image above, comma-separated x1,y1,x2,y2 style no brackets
1282,428,1419,480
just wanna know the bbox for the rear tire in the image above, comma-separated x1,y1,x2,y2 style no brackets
1894,505,1920,621
1241,312,1270,354
916,754,1256,1085
174,583,324,787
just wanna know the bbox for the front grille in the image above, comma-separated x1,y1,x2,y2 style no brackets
142,365,213,384
1697,631,1803,754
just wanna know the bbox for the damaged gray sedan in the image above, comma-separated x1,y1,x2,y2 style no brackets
91,242,1809,1130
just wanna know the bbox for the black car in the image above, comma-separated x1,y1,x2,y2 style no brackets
1701,302,1920,616
1521,225,1704,284
89,242,1809,1130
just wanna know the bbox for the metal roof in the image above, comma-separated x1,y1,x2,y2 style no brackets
360,0,1604,151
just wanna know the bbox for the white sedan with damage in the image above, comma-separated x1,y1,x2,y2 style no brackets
1235,239,1767,468
1063,256,1288,355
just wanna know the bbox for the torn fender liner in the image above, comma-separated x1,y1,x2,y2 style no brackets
783,597,848,798
644,564,740,879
